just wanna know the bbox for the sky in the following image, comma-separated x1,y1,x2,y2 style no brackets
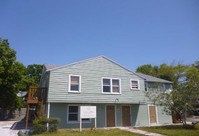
1,0,199,71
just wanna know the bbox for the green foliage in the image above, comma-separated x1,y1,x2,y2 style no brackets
0,38,26,113
136,63,188,89
32,115,60,134
18,130,27,136
136,64,159,77
144,63,199,124
0,38,43,116
26,64,43,87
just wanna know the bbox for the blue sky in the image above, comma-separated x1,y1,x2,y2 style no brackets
1,0,198,71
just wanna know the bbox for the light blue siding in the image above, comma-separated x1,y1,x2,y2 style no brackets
43,56,173,128
47,57,146,104
157,106,173,125
116,105,122,126
49,103,172,128
49,103,67,128
96,104,105,128
133,104,149,126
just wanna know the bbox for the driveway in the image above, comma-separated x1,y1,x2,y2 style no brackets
0,121,19,136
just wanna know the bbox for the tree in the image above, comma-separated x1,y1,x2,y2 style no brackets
144,64,199,125
26,64,43,87
192,60,199,70
136,63,187,89
0,38,26,118
136,64,159,77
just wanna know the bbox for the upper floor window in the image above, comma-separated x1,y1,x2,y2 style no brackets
130,79,140,90
102,78,121,94
69,75,81,92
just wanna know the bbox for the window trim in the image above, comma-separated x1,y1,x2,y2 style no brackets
101,77,121,94
67,105,91,124
68,74,81,93
130,79,140,90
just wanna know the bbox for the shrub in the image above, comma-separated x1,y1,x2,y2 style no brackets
48,118,60,132
182,124,195,129
32,116,60,134
17,130,27,136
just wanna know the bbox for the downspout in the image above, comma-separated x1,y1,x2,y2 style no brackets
47,103,50,129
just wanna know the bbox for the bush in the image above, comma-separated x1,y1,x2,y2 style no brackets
32,116,60,134
182,124,195,129
48,118,60,132
18,130,27,136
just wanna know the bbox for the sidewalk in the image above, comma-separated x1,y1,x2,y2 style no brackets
0,121,19,136
119,127,166,136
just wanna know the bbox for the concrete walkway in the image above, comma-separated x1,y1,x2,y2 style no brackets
0,121,19,136
119,127,166,136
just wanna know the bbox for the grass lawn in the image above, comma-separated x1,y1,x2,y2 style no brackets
138,124,199,136
31,129,144,136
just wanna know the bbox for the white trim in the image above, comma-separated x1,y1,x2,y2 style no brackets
147,104,158,126
115,105,117,127
105,105,116,127
46,103,51,130
68,74,81,93
130,79,140,90
101,77,121,94
47,103,50,118
67,105,91,124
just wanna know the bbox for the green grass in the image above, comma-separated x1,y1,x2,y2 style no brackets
138,124,199,136
31,129,143,136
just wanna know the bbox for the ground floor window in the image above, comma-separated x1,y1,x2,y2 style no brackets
68,106,78,122
67,105,90,123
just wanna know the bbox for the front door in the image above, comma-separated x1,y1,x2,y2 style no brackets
149,105,157,124
106,105,115,127
122,106,131,126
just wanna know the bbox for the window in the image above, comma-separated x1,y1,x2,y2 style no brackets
68,106,78,122
103,79,111,92
112,79,120,93
130,79,140,90
67,106,90,123
69,75,81,92
102,78,121,94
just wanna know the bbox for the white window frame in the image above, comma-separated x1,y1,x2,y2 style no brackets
130,79,140,90
102,77,121,94
68,74,81,93
67,105,91,124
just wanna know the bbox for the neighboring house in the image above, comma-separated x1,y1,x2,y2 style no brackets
40,56,173,128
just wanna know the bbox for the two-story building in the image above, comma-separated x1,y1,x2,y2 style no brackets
40,56,173,128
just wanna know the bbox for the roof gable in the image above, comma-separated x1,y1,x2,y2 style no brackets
45,56,142,78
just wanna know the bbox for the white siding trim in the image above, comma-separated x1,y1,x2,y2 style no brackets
46,103,50,129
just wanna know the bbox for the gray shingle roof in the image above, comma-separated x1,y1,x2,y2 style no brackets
136,72,172,83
